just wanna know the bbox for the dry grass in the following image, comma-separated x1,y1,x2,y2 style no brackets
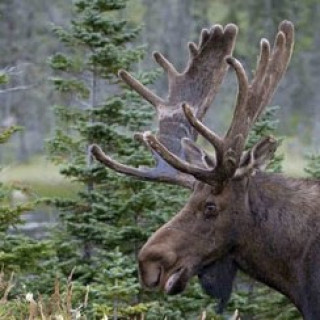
0,268,242,320
199,310,240,320
0,157,248,319
0,269,89,320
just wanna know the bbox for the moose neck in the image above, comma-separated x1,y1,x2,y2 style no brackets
233,172,320,312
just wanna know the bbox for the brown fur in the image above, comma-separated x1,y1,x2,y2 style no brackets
139,173,320,319
90,20,312,318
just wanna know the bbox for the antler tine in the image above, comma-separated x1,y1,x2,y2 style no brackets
224,56,249,138
188,42,198,59
280,20,294,62
91,21,293,190
168,23,238,116
251,38,270,92
90,144,194,189
234,136,278,179
144,134,213,183
199,28,210,48
250,21,294,122
144,130,233,188
182,103,224,165
153,51,179,78
256,21,294,118
220,20,294,174
134,132,151,150
91,23,239,189
118,70,165,107
147,20,293,188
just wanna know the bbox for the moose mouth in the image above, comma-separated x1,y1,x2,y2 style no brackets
164,267,190,295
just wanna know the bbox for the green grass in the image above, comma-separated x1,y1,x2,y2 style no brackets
279,138,307,177
0,141,310,202
0,156,81,199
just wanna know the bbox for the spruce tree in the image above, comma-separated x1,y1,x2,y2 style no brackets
46,0,202,318
247,105,283,173
47,2,292,318
48,0,145,314
305,153,320,178
0,72,51,285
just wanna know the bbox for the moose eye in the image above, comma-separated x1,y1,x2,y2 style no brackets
203,202,217,219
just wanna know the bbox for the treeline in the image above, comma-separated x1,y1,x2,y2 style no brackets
1,0,320,162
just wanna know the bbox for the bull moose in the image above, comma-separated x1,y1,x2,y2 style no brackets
91,20,320,319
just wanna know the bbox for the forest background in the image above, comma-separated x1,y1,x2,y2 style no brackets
0,0,319,319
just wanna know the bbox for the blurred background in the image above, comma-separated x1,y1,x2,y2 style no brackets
1,0,319,176
0,0,318,318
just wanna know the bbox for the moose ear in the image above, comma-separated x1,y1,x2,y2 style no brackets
181,138,215,168
198,256,238,314
234,136,278,179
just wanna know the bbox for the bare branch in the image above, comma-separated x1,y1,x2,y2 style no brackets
0,84,35,94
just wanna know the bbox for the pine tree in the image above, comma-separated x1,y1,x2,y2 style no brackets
247,105,283,173
47,0,145,313
305,153,320,178
46,0,229,317
0,72,51,285
46,0,202,317
46,1,293,318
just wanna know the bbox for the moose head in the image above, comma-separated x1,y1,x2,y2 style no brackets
91,21,320,319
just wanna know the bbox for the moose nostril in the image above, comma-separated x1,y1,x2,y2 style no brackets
139,264,162,289
138,244,178,289
149,268,161,288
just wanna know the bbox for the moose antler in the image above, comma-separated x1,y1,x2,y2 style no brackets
92,21,293,191
91,24,238,188
143,20,294,189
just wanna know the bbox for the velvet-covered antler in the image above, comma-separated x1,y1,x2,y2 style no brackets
144,21,293,190
91,24,238,188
